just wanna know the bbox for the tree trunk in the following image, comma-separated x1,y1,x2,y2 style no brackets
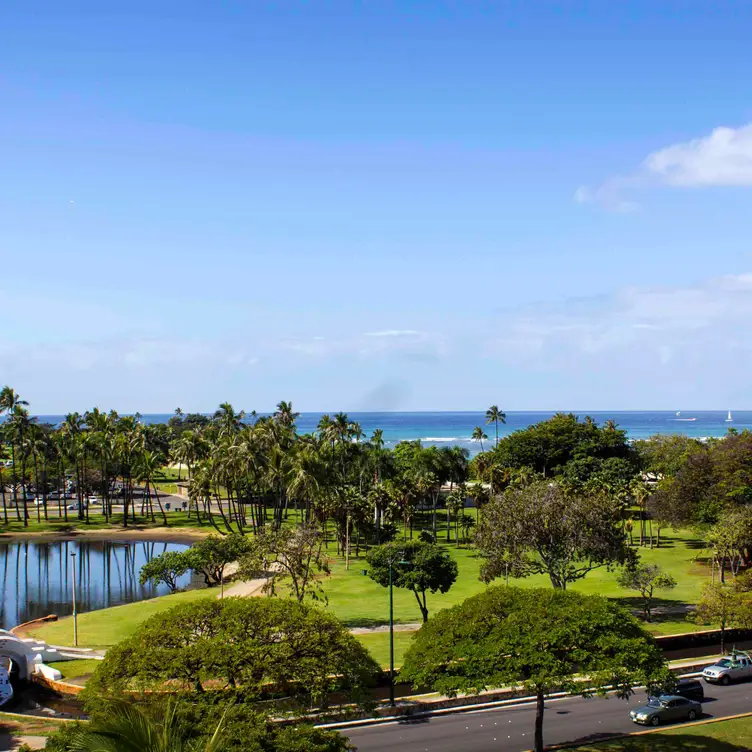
534,690,545,752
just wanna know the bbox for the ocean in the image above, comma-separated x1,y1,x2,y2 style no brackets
32,411,749,457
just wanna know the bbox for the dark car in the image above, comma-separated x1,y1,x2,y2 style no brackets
674,678,704,702
630,694,702,726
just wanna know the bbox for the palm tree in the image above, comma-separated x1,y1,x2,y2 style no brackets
60,699,225,751
471,426,488,452
273,400,300,428
485,405,506,448
0,387,29,522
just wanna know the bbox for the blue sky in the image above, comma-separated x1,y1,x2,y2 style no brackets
2,1,752,413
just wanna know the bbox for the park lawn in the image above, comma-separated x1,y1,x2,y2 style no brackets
353,631,417,669
321,527,711,632
569,714,752,750
0,511,208,534
28,587,215,649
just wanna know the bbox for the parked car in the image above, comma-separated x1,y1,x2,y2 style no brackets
630,695,702,726
702,650,752,685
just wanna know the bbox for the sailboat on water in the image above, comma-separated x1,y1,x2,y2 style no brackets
726,410,733,422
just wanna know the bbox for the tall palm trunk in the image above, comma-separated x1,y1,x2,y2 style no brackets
10,444,21,521
0,470,8,524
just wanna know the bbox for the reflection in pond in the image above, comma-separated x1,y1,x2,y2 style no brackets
0,539,194,630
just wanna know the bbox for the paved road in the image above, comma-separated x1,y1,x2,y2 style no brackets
346,681,752,751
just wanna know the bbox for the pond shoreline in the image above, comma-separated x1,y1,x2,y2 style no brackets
0,526,209,545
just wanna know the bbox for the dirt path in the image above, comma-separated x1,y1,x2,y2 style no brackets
349,623,421,634
220,577,268,598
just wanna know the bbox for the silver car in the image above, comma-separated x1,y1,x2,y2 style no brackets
630,694,702,726
702,651,752,685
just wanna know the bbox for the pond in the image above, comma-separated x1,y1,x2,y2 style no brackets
0,539,196,630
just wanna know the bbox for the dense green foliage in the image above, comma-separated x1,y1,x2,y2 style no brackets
365,540,458,621
86,597,378,703
139,550,191,592
401,586,669,752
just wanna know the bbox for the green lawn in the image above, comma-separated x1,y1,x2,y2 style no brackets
28,588,215,649
569,714,752,750
47,658,103,682
322,527,711,635
353,631,417,669
0,511,207,534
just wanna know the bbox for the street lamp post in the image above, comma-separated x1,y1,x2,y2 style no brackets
70,551,78,647
388,557,394,706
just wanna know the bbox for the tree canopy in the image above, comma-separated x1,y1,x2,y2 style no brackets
476,481,633,589
400,586,669,752
365,540,458,622
86,597,379,704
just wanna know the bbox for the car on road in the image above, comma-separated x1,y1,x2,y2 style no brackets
630,694,702,726
672,678,704,701
702,650,752,685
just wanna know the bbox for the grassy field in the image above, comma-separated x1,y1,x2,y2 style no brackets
322,527,711,635
569,714,752,750
352,631,417,669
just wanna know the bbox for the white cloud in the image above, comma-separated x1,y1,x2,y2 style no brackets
363,329,421,337
645,124,752,187
577,122,752,209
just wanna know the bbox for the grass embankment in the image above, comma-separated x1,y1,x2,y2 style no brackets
47,658,106,684
569,714,752,750
28,588,214,649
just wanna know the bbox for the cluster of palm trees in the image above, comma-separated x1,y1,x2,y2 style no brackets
1,388,473,546
177,403,471,549
0,387,174,527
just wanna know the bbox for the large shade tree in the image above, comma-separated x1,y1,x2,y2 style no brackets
400,586,670,752
476,481,633,589
86,597,379,704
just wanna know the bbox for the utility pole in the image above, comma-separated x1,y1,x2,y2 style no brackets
70,551,78,647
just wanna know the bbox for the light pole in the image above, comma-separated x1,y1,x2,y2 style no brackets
70,551,78,647
387,551,409,707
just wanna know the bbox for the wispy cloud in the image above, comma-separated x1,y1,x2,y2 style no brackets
576,122,752,210
490,274,752,367
363,329,421,338
277,329,446,363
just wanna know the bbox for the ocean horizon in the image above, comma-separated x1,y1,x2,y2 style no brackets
28,410,748,457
